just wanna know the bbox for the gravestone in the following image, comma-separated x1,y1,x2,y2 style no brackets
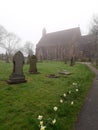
59,70,72,75
70,56,75,66
29,55,39,74
7,51,27,84
46,74,60,78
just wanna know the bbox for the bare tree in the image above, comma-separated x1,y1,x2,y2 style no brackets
23,41,34,56
0,32,21,62
21,41,34,64
89,14,98,65
0,25,7,44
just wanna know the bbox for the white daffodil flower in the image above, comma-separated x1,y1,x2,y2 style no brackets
52,119,56,124
38,115,43,120
71,101,74,105
60,99,63,103
40,125,46,130
53,106,58,111
40,121,43,126
76,88,79,92
63,93,66,97
69,91,71,94
72,82,77,86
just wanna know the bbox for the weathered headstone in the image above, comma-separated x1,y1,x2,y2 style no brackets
7,51,27,84
70,56,75,66
29,55,39,74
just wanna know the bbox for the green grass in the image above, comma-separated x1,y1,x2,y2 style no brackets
93,63,98,69
0,61,95,130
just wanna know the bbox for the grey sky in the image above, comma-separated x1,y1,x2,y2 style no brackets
0,0,98,45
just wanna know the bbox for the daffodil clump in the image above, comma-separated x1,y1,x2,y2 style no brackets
38,115,46,130
37,82,80,130
37,106,58,129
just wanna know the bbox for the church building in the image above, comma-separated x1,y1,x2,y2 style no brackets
36,27,94,61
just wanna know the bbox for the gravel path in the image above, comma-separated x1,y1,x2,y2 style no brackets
75,63,98,130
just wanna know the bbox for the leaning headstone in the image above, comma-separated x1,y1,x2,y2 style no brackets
29,55,39,74
7,51,27,84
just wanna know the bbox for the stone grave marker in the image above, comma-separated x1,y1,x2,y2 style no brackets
29,55,39,74
59,70,72,75
7,51,27,84
46,74,60,78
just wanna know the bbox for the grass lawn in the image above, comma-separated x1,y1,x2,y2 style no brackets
93,63,98,69
0,61,95,130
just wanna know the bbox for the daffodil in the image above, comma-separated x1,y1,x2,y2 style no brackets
40,121,43,126
76,88,79,92
69,91,71,94
52,119,56,124
63,93,66,97
53,106,58,111
40,125,46,130
60,99,63,103
72,82,77,86
38,115,43,120
71,101,74,105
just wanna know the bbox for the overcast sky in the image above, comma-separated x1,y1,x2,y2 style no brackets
0,0,98,45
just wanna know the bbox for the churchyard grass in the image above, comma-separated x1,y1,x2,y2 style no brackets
0,61,94,130
93,63,98,69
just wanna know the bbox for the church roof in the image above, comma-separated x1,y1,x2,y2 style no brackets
37,27,81,47
80,34,96,44
77,34,96,51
